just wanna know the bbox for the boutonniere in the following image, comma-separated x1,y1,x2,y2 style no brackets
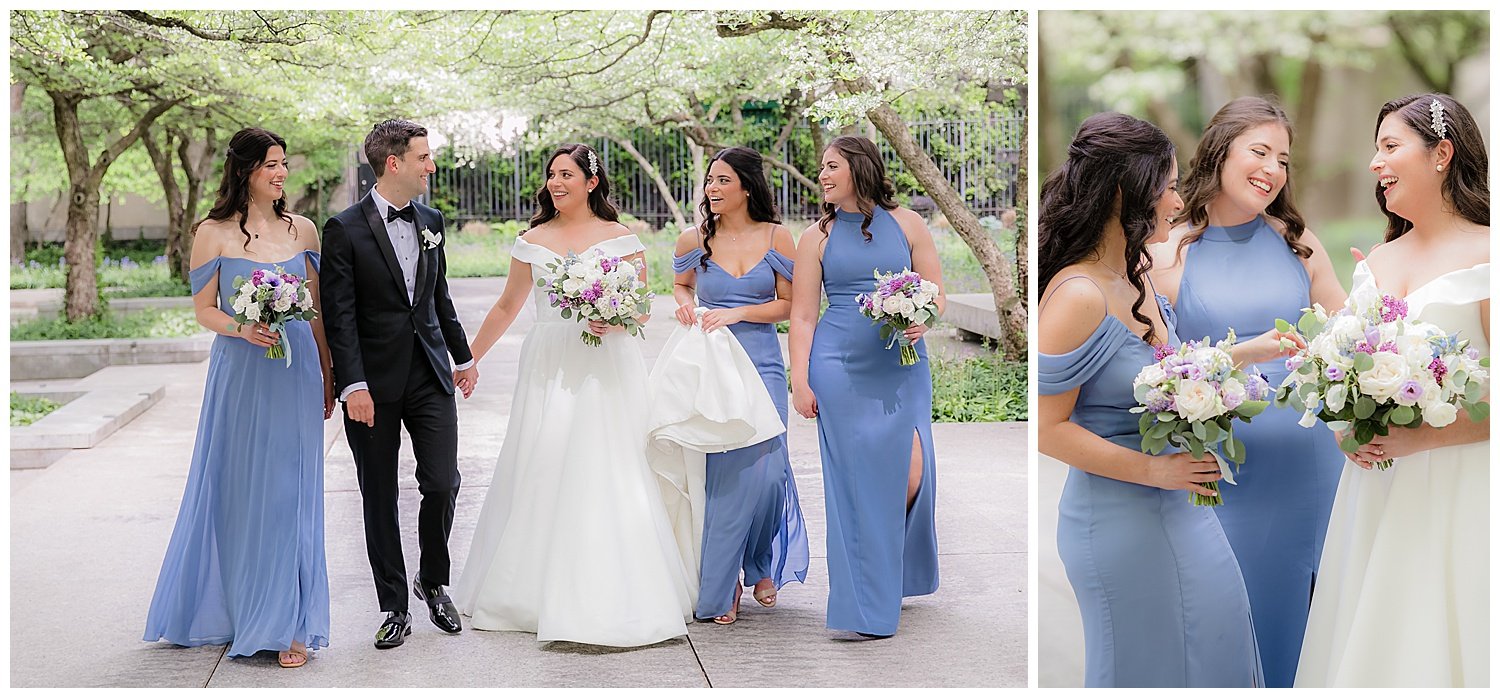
420,228,442,250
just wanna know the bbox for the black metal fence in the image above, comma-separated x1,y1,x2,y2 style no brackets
426,115,1023,229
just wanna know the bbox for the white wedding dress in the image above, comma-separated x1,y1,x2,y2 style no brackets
1296,260,1490,687
453,233,693,647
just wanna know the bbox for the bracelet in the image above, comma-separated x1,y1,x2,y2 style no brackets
226,320,242,334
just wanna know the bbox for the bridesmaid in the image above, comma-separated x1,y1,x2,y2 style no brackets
671,146,810,624
1037,112,1261,687
1148,97,1346,687
789,135,941,638
144,128,334,668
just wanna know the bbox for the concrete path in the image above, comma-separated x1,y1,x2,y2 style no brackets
10,277,1026,688
1037,454,1084,687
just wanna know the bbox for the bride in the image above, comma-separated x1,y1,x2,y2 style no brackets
452,143,692,646
1296,94,1489,687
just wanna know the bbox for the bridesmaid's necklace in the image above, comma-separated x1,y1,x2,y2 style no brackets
1099,259,1128,279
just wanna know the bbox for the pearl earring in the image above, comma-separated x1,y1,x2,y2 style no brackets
1436,164,1445,172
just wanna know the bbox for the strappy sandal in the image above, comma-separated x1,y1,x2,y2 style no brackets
753,578,777,608
278,646,308,668
713,586,742,625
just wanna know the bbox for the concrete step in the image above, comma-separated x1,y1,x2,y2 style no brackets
11,383,165,468
944,293,1001,342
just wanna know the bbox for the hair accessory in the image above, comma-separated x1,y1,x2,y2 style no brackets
586,149,600,177
1429,98,1447,140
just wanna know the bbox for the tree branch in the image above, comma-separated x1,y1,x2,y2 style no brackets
118,10,310,45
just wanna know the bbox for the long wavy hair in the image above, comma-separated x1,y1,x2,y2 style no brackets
1177,97,1310,260
196,127,294,248
696,146,780,269
1039,112,1176,345
529,143,620,228
816,135,897,242
1375,93,1489,242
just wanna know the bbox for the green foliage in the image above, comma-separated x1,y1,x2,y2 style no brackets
11,308,202,340
12,247,188,297
930,348,1026,422
10,392,62,427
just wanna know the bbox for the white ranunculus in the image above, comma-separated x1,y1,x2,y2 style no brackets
1174,378,1223,422
920,280,939,295
1135,364,1168,388
1424,401,1458,428
1359,351,1412,401
1221,378,1247,407
913,291,932,308
273,295,293,313
567,263,588,280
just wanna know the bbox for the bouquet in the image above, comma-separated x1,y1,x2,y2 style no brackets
1131,332,1272,506
230,265,317,366
538,252,653,347
856,268,941,366
1274,285,1489,469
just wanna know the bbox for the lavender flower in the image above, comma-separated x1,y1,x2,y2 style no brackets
1429,357,1448,386
1325,366,1346,381
1380,295,1408,322
1398,381,1424,402
1286,355,1305,371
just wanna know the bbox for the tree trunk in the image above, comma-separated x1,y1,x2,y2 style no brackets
11,81,28,263
173,125,215,281
50,88,182,320
864,102,1027,360
1016,116,1029,313
605,134,687,231
142,127,187,283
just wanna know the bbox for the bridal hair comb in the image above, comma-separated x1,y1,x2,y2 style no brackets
1429,98,1447,140
586,148,600,177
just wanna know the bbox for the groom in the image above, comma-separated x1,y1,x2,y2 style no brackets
322,119,479,649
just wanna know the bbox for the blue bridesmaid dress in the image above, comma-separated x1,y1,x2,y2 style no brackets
1173,216,1345,687
1040,275,1262,687
808,208,939,637
673,246,810,619
143,251,330,657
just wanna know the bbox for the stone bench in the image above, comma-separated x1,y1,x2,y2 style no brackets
945,293,1002,343
10,383,165,469
11,335,213,380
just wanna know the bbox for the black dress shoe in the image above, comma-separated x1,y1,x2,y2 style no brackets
374,611,412,649
414,576,463,634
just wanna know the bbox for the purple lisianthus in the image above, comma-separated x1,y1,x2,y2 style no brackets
1398,380,1424,402
1468,347,1481,360
1325,365,1346,381
1380,295,1408,322
1286,355,1305,371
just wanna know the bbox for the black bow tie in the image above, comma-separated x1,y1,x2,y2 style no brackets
386,205,415,224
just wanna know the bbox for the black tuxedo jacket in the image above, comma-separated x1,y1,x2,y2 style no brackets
321,192,472,401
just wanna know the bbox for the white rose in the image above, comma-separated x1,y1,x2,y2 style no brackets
1221,378,1247,407
243,304,261,321
1174,378,1223,422
912,291,932,308
562,277,585,295
567,263,588,280
1135,364,1168,388
920,280,939,296
1423,401,1458,428
1358,351,1411,401
1327,315,1365,345
881,296,902,316
273,295,293,313
897,296,917,319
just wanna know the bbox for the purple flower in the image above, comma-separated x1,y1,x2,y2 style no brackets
1246,373,1269,401
1223,390,1244,410
1430,356,1448,386
1145,390,1173,413
1325,366,1346,381
1364,327,1382,347
153,255,168,265
1398,380,1423,402
1354,341,1375,355
1153,343,1175,361
548,292,558,305
1379,341,1397,353
1467,348,1481,361
1286,355,1305,371
1176,363,1204,380
600,257,617,273
1380,295,1408,322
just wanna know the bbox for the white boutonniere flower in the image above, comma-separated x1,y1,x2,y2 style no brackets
420,228,442,250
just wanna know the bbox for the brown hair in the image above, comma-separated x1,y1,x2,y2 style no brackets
364,119,427,177
196,127,294,249
1176,97,1310,262
1375,93,1489,242
816,135,897,242
528,143,619,228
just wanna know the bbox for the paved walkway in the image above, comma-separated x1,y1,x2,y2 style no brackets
10,277,1026,687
